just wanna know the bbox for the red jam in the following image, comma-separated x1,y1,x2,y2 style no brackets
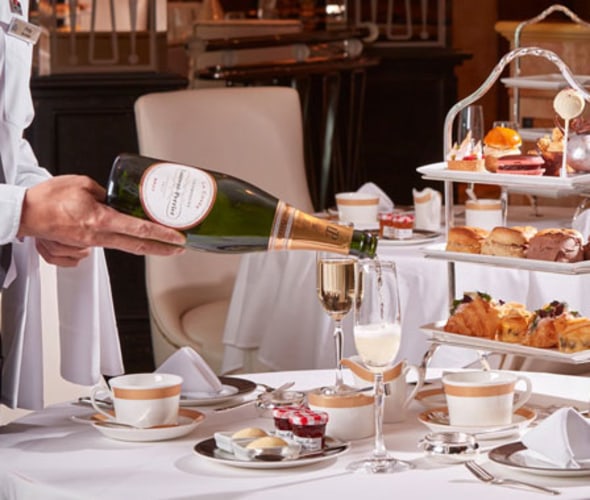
272,406,302,438
391,213,414,240
288,410,328,451
378,212,395,239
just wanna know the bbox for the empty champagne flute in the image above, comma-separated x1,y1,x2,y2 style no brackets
316,252,357,393
347,259,413,474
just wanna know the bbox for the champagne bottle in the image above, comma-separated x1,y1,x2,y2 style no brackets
106,154,378,258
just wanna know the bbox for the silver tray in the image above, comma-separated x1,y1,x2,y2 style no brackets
420,321,590,364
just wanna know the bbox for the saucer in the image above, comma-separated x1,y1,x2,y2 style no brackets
418,406,537,440
414,386,446,408
91,408,205,442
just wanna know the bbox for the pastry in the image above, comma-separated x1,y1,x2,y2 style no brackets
447,131,485,171
497,301,533,343
495,154,545,175
483,126,522,172
526,228,584,263
232,427,268,439
246,436,288,449
481,226,537,258
446,226,488,254
524,300,569,348
556,316,590,353
444,291,500,339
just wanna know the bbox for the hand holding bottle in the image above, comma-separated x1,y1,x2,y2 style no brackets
18,175,186,266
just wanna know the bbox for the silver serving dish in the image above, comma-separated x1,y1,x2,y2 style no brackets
418,432,479,463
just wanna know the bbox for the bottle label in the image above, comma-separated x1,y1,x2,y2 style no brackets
269,202,354,253
139,162,216,229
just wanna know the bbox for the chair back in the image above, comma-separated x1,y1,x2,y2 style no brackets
134,86,312,370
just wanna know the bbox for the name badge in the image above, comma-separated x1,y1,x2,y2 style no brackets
7,17,41,45
9,0,22,16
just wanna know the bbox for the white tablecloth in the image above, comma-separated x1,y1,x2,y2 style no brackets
0,369,589,500
221,206,590,375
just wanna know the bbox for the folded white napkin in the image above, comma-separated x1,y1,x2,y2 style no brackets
522,407,590,468
412,187,442,231
156,347,223,396
357,182,394,212
572,209,590,241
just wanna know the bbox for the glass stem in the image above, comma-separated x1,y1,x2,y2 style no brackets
372,372,387,459
333,320,344,388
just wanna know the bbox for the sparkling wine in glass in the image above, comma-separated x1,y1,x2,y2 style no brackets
347,259,413,474
316,252,357,393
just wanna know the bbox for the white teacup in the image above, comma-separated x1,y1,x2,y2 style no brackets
335,192,379,225
465,198,503,231
342,356,424,423
442,370,532,427
91,373,183,428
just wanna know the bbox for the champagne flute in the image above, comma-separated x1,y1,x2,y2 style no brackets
347,259,413,474
316,252,357,393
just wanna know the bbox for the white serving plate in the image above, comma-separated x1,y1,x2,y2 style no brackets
420,321,590,364
379,230,443,247
421,242,590,275
417,162,590,197
180,376,257,406
489,441,590,477
193,436,349,469
500,73,590,90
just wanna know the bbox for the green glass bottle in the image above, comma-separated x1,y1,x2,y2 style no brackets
106,154,378,258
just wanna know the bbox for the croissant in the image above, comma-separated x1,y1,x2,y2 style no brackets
444,292,500,339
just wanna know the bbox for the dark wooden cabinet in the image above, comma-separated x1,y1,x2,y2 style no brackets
26,71,188,373
359,47,470,206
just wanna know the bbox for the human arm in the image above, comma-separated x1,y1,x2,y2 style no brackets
16,175,186,264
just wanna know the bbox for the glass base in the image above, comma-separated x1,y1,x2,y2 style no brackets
347,456,414,474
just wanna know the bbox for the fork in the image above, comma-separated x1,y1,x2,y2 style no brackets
465,461,560,496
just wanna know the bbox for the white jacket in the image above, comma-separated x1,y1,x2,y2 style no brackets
0,1,124,410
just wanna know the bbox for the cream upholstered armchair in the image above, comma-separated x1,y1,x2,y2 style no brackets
134,86,314,373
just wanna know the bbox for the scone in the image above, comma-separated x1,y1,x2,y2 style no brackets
446,226,489,254
526,228,584,263
444,291,500,339
481,226,537,258
497,301,533,343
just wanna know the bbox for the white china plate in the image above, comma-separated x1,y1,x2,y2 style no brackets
418,407,536,439
489,441,590,477
193,436,350,469
417,162,590,197
422,243,590,276
500,73,590,90
180,376,257,406
379,230,442,247
420,321,590,364
91,408,205,442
